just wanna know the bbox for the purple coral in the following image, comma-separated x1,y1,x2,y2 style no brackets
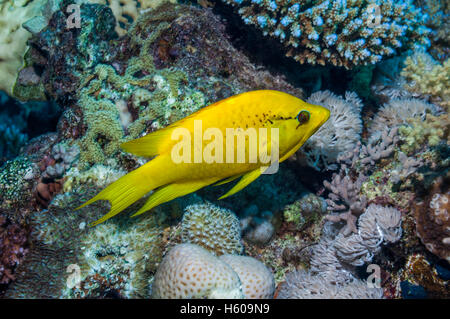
0,216,28,285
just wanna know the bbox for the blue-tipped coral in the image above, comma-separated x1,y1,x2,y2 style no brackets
223,0,431,68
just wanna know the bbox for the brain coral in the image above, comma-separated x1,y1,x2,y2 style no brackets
151,244,244,299
223,0,430,68
181,202,243,256
219,255,275,299
0,0,47,96
298,90,363,170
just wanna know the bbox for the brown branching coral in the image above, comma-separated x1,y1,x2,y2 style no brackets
414,175,450,262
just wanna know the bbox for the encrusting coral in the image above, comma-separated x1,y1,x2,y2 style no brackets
223,0,431,68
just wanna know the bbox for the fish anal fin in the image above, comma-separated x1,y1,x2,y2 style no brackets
131,177,219,217
218,169,261,200
214,173,244,186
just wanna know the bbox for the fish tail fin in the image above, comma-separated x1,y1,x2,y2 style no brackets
131,177,219,218
76,163,158,226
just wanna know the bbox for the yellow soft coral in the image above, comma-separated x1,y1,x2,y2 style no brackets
399,113,449,154
401,51,450,110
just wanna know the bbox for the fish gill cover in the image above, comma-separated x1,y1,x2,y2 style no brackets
0,0,448,300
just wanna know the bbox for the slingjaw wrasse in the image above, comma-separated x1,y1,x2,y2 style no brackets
77,90,330,226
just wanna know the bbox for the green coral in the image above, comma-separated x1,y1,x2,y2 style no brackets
76,18,206,167
398,114,449,154
283,193,326,231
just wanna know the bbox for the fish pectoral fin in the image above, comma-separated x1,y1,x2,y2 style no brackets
131,177,219,217
218,169,261,200
121,125,178,157
213,173,244,186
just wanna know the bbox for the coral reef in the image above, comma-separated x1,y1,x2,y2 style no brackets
181,202,243,256
223,0,431,68
0,0,448,301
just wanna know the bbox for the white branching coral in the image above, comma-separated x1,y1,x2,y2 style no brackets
369,98,439,134
299,90,363,171
334,204,402,266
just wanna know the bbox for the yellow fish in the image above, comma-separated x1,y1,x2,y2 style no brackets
78,90,330,226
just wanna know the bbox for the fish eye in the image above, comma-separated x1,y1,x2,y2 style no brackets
296,110,310,125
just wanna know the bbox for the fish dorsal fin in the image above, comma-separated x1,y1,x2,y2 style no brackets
218,168,261,200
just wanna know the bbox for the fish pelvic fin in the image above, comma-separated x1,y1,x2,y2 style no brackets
131,177,219,217
218,168,261,200
213,173,244,186
76,162,157,227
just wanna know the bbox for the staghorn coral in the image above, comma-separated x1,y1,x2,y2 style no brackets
181,202,243,256
298,90,363,171
223,0,430,68
219,254,275,299
401,50,449,109
151,243,244,299
276,270,383,299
